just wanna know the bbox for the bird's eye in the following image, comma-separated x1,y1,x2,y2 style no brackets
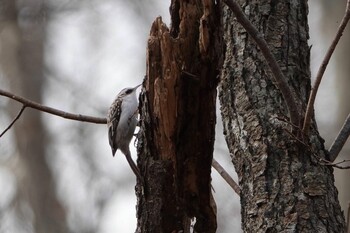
125,89,132,94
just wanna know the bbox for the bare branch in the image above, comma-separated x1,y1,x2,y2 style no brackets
222,0,300,127
0,89,107,124
332,159,350,166
0,105,26,138
302,0,350,135
327,164,350,170
318,158,350,170
329,113,350,162
212,158,240,196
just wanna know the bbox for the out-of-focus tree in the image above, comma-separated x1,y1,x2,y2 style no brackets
1,0,172,232
0,0,68,232
319,0,350,125
318,0,350,220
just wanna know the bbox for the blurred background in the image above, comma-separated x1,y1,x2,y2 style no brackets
0,0,348,232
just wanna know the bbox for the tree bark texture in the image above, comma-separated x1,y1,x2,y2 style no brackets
219,1,345,232
136,0,222,232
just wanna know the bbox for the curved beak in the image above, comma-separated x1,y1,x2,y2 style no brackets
133,84,142,90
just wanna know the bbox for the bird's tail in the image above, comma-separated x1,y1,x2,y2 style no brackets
124,149,143,182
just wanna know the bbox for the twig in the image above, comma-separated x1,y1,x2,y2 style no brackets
273,115,302,133
0,89,106,124
283,127,309,148
0,105,26,138
222,0,299,127
332,159,350,166
329,113,350,162
302,0,350,135
318,158,350,170
329,164,350,170
212,158,240,196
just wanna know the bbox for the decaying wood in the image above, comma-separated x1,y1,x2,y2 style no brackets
136,0,222,232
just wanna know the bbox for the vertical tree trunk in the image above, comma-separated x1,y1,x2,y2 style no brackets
219,1,345,232
136,0,222,232
0,1,68,232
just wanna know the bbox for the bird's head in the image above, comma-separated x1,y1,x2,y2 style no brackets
117,84,142,98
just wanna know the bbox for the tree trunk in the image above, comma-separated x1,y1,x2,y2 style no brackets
219,1,345,232
136,0,222,232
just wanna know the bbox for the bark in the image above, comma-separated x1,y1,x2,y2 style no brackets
219,1,345,232
136,0,222,232
0,1,68,232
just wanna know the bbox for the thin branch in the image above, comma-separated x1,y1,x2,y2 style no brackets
212,158,240,196
329,113,350,162
328,164,350,170
332,159,350,166
302,0,350,135
318,158,350,170
222,0,300,127
0,105,26,138
0,89,106,124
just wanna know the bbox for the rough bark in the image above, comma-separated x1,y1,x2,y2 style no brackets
0,1,68,232
219,0,345,232
136,0,222,232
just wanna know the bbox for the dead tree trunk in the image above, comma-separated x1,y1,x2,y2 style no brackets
136,0,222,232
219,0,346,232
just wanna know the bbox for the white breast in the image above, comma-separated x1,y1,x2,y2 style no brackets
115,92,138,152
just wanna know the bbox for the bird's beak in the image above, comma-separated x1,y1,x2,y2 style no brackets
133,84,142,90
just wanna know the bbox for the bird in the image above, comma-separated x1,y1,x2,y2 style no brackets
107,84,142,182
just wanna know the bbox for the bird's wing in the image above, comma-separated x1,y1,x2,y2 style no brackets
107,99,122,156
